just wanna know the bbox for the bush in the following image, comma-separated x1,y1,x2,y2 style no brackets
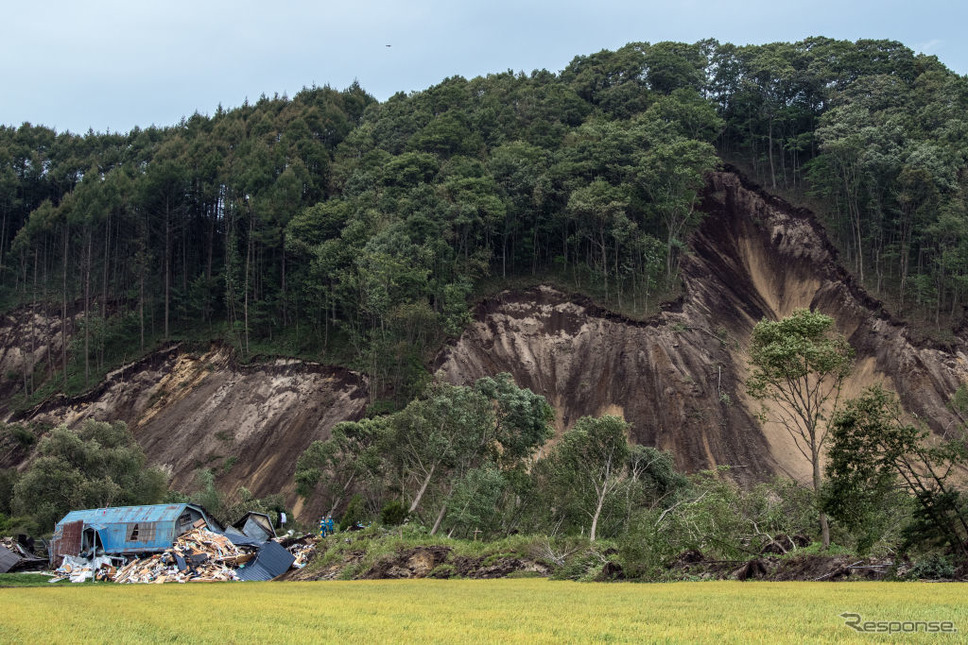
908,553,956,580
380,500,408,527
340,494,367,529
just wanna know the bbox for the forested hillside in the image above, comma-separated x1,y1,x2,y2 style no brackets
2,37,967,410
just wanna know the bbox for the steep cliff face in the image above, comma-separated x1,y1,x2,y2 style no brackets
13,345,369,519
437,172,968,482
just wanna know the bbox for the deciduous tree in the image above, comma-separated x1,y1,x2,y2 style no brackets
746,309,853,547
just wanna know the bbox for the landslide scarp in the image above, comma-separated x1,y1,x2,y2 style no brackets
10,344,369,520
6,169,968,513
437,171,968,482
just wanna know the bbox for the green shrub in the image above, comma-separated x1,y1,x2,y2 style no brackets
340,494,367,529
908,553,955,580
380,500,408,527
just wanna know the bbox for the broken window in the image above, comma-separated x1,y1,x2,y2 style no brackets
127,522,158,543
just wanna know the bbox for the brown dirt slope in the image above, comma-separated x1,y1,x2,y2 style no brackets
437,171,968,482
11,345,369,520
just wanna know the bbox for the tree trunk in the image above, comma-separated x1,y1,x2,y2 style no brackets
430,498,449,536
409,461,437,515
590,484,607,542
61,221,69,386
768,118,776,190
83,230,92,386
244,211,253,356
812,442,830,548
164,199,171,340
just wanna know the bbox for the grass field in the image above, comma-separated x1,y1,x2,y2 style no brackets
1,580,965,643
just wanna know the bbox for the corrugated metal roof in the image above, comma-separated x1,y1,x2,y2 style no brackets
0,546,20,573
57,504,196,526
235,541,295,581
233,512,275,541
222,526,264,548
53,504,217,555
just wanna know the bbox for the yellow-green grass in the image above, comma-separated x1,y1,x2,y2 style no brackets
1,580,965,644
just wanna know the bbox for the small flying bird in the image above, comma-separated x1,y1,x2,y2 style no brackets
386,44,392,48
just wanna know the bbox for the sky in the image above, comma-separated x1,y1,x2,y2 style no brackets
2,0,966,135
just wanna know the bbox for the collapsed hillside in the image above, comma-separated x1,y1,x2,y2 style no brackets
437,171,968,481
7,345,368,519
5,171,968,516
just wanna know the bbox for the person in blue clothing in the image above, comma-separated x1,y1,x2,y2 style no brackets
320,514,335,537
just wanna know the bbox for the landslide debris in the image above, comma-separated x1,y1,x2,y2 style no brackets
283,528,933,582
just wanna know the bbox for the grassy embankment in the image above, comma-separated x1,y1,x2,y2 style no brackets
1,580,965,643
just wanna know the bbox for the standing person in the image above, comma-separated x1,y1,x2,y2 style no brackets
326,515,335,536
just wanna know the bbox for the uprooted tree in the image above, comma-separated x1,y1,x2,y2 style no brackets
824,384,968,557
745,308,854,548
294,373,554,534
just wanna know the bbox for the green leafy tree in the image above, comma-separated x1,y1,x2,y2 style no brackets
294,417,386,516
746,309,854,548
825,384,968,557
635,129,719,280
11,421,168,533
544,415,632,541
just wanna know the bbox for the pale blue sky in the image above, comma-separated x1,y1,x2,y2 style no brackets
2,0,965,134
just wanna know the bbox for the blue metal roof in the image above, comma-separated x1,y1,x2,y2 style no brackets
54,504,214,555
58,504,196,526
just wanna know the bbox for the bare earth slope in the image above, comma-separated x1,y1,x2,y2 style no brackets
6,170,967,514
10,345,368,519
437,171,968,481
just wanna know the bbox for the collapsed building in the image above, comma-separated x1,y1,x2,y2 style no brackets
49,503,220,565
47,503,312,583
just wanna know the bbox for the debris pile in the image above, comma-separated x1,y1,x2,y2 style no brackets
47,528,316,584
44,504,318,584
0,536,47,573
49,555,115,583
276,533,317,569
290,542,315,569
114,529,246,584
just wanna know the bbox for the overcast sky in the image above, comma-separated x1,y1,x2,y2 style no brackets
2,0,966,135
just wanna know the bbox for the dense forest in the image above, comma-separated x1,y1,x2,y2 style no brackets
3,37,967,409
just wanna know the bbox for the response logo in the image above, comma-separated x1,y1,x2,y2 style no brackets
840,613,957,634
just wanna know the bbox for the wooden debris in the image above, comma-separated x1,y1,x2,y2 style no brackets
51,527,317,585
288,542,316,569
113,529,245,584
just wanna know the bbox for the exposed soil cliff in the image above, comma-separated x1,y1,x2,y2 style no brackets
6,170,967,516
10,345,369,519
437,171,968,482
